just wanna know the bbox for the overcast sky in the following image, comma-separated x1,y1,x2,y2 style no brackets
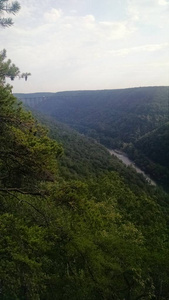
1,0,169,92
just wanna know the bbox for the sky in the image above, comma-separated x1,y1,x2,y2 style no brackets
1,0,169,93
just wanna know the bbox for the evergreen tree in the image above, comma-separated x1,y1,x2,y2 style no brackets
0,0,20,27
0,85,63,195
0,49,20,84
0,0,31,83
0,49,31,83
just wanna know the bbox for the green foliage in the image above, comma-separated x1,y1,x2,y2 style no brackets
1,169,169,299
0,49,31,84
0,85,62,195
0,49,20,84
0,213,49,299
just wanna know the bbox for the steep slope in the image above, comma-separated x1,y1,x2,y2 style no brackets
16,86,169,189
135,122,169,168
33,113,153,192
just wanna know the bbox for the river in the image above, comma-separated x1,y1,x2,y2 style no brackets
108,149,156,186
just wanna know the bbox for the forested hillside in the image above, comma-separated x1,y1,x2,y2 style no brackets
124,122,169,190
1,83,169,298
35,113,155,190
16,86,168,147
135,122,169,169
16,86,169,189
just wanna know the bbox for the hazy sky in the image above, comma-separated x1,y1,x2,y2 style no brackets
1,0,169,92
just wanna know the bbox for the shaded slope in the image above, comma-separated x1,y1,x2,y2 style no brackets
124,122,169,190
135,122,169,169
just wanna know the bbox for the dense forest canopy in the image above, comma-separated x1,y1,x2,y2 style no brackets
3,88,169,299
9,87,169,299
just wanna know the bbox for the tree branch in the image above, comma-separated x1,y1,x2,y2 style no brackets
0,187,42,196
0,189,49,226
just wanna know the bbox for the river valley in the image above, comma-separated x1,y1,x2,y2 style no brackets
108,149,156,186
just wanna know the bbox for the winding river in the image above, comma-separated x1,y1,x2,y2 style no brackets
108,149,156,186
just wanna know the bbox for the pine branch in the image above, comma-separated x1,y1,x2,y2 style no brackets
0,17,13,27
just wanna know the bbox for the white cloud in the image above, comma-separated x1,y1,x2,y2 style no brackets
83,14,95,22
127,0,169,26
158,0,169,5
127,3,139,21
108,43,169,57
99,21,136,40
44,8,62,23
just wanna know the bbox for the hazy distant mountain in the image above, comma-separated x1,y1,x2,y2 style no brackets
15,86,168,144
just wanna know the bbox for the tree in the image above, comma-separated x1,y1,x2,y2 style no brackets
0,0,20,27
0,1,31,83
0,49,31,83
0,84,63,196
0,49,20,84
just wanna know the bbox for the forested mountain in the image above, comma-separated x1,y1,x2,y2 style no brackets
16,86,169,189
1,83,169,299
16,86,168,147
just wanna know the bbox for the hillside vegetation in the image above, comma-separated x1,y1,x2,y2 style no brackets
0,85,168,299
125,122,169,190
16,86,169,189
